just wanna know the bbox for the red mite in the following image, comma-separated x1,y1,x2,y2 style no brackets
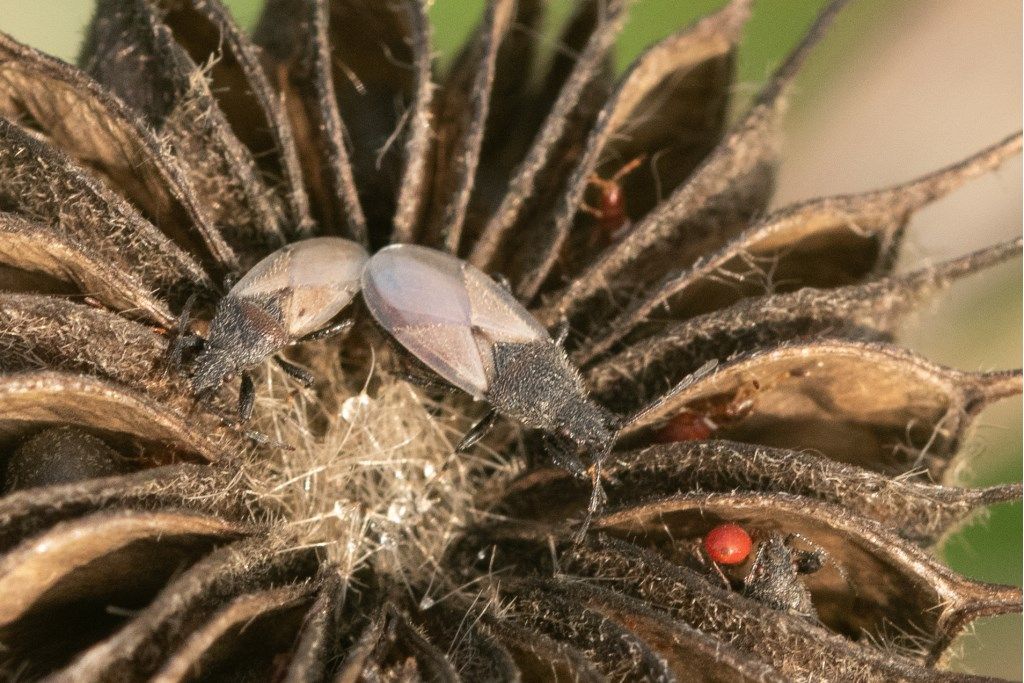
656,410,716,442
704,523,753,566
583,156,645,244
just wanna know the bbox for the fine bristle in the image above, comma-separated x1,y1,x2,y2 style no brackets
242,346,516,594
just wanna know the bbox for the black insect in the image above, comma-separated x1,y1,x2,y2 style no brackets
172,237,368,422
742,532,830,619
360,244,621,535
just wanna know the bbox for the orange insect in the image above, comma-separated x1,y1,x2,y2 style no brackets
581,155,645,245
655,379,761,443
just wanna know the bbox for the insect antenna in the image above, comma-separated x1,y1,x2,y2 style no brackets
219,415,295,451
168,292,203,368
572,439,614,545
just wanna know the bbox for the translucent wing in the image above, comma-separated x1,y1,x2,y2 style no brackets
232,237,368,337
362,245,546,398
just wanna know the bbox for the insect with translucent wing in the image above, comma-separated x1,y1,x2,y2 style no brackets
361,244,621,532
172,237,368,421
582,155,646,245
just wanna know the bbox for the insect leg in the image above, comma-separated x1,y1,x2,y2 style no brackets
694,547,733,591
275,357,315,387
169,292,203,367
297,317,354,344
542,434,587,478
456,408,499,452
238,373,256,422
609,154,646,182
490,272,513,292
553,319,570,347
392,348,456,393
572,462,607,545
221,272,238,293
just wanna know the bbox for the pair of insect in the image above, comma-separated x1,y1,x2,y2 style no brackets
701,523,835,619
171,237,620,527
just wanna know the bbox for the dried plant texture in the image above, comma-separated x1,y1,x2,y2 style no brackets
0,0,1019,681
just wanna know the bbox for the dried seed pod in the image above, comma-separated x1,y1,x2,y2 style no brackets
0,371,228,462
151,583,316,682
425,0,517,253
0,294,168,392
0,0,1017,678
0,510,247,678
508,0,752,300
0,213,177,325
593,492,1022,660
52,537,319,681
0,32,238,271
619,340,1020,479
539,1,854,326
0,118,213,319
576,134,1023,360
254,0,367,242
588,239,1023,404
498,441,1021,547
469,0,628,268
151,0,314,238
0,463,247,553
81,0,290,258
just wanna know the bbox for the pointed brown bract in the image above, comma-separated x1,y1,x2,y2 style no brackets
0,0,1018,680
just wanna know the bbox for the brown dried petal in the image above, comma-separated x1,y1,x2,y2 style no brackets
540,0,851,326
325,0,434,247
0,119,212,316
482,615,604,682
581,133,1023,361
502,441,1020,546
153,0,315,238
0,214,177,325
454,0,546,254
587,239,1023,404
416,603,519,682
551,577,786,682
558,535,994,682
495,580,676,681
0,371,227,462
0,32,237,272
0,510,246,677
331,606,387,683
0,463,247,553
376,609,461,682
278,571,345,683
390,2,436,246
55,537,319,681
468,0,628,269
82,0,288,257
152,583,315,682
620,340,1020,479
511,0,751,301
0,294,167,391
424,0,516,252
594,492,1022,659
254,0,367,242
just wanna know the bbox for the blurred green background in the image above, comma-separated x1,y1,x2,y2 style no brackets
0,0,1019,677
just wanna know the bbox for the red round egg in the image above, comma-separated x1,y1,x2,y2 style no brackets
703,523,752,565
